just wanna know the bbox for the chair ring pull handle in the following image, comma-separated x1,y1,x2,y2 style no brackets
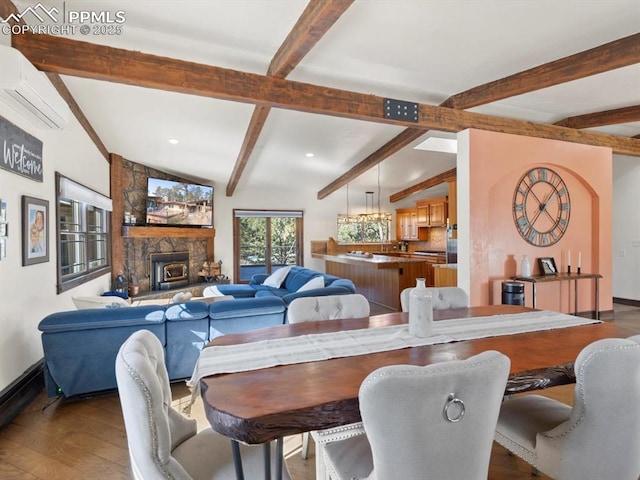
443,392,465,422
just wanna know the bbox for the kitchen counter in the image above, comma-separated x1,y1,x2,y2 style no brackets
313,253,437,310
311,252,433,269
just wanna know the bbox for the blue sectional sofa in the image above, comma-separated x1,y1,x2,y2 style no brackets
38,266,356,398
38,297,286,398
216,265,356,304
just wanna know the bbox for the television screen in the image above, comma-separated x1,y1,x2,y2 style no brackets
146,177,213,227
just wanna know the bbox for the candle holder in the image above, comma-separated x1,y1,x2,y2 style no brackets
577,267,581,274
567,265,571,274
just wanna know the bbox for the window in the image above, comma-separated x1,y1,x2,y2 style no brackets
233,210,303,283
337,215,390,243
56,173,112,293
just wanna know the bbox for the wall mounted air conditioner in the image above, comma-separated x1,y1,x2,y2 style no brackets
0,45,71,129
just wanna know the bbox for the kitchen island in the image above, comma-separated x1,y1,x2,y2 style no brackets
312,252,438,311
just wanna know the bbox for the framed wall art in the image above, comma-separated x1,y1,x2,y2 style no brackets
22,195,49,266
538,257,558,276
0,199,7,261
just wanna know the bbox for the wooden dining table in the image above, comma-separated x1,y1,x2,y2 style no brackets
198,304,633,477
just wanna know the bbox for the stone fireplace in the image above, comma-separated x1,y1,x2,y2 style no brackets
112,157,215,296
150,252,190,291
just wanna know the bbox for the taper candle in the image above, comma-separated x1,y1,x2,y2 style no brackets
567,250,571,267
578,251,582,269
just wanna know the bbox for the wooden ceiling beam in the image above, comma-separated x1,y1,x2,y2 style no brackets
226,0,354,196
338,33,640,203
390,168,457,203
441,33,640,110
318,128,426,199
225,106,271,196
46,73,110,161
12,33,640,157
267,0,354,79
554,105,640,129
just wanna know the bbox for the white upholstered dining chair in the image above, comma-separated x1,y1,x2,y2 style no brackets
115,329,289,480
286,293,370,463
400,286,469,312
321,350,510,480
287,293,370,324
495,337,640,480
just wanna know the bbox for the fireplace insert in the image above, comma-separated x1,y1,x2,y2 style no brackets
150,252,189,290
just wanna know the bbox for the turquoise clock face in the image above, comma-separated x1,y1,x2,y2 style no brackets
513,167,571,247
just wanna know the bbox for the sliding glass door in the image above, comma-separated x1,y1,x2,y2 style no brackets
234,210,303,282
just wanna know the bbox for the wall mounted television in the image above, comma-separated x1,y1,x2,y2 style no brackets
146,177,214,227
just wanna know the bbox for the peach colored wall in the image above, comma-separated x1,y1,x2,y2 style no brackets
465,129,612,313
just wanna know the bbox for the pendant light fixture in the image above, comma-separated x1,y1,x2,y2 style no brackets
340,183,361,223
366,164,392,222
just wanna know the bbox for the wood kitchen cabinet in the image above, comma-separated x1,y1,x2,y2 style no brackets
416,197,448,227
401,253,446,286
396,208,427,241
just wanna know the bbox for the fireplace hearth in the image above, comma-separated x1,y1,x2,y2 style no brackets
150,252,190,291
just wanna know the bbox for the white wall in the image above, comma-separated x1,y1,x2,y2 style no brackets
612,154,640,301
0,105,111,392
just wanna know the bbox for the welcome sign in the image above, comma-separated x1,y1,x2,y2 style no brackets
0,115,43,182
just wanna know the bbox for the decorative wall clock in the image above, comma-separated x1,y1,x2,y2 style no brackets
512,167,571,246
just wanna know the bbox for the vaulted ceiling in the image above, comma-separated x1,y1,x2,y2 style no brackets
3,0,640,206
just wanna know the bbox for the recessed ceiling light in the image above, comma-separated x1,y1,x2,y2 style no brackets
168,138,179,145
414,137,457,154
305,152,314,158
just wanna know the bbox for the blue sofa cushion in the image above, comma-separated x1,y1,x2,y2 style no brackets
209,296,285,319
209,296,286,339
283,267,321,292
281,285,356,305
38,305,166,332
164,301,209,380
322,274,342,286
216,283,257,298
254,288,288,298
329,278,357,292
165,301,209,321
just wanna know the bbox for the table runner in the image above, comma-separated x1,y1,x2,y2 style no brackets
187,310,599,398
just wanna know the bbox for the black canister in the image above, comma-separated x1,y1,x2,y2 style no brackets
502,281,525,305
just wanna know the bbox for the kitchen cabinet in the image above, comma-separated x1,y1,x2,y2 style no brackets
433,264,458,287
420,255,445,286
396,208,418,240
396,209,429,241
416,197,448,227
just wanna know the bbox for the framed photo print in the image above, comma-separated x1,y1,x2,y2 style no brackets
0,199,6,237
538,257,558,276
22,195,49,266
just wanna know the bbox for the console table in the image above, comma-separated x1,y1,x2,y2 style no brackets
511,273,602,319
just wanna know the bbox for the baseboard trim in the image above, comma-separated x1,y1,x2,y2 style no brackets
613,297,640,307
0,360,44,430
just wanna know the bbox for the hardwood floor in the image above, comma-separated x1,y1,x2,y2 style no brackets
1,304,638,479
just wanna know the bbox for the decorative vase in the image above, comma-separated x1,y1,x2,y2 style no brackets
521,255,532,277
409,278,433,337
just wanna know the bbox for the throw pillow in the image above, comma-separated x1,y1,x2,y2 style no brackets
73,296,131,310
263,266,291,288
296,275,325,292
172,291,193,303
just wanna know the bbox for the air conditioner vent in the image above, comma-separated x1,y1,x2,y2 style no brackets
0,45,71,129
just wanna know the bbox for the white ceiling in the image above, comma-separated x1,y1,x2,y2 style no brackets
12,0,640,204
